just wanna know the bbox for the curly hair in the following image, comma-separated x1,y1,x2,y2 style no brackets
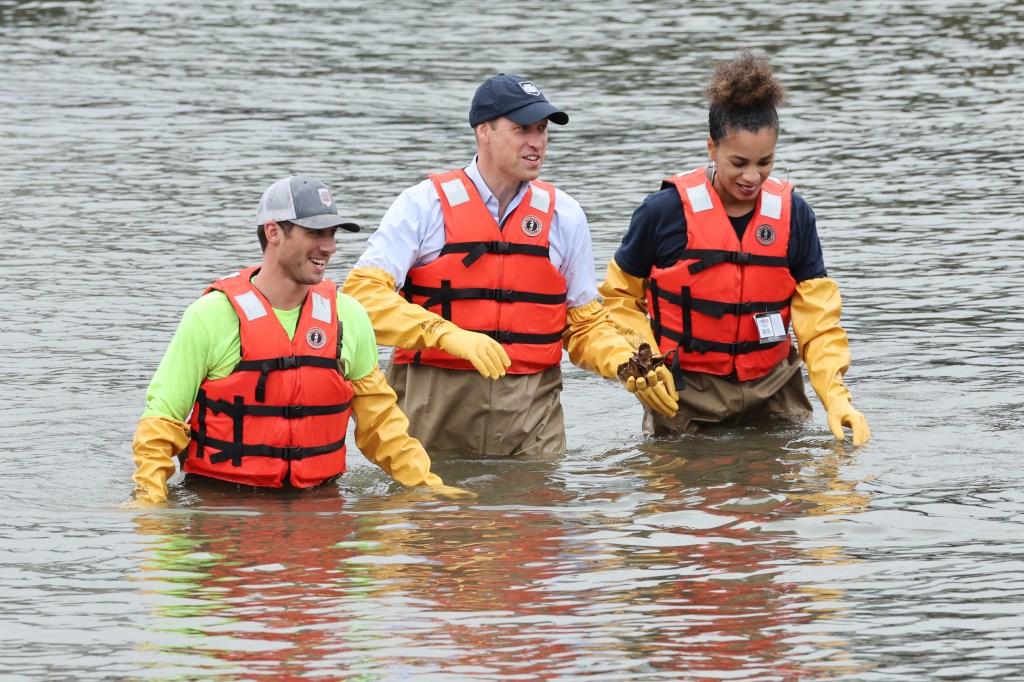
705,49,789,143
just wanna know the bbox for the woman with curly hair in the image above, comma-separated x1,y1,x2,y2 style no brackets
600,49,870,444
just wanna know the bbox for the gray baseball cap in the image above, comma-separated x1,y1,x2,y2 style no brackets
256,175,360,232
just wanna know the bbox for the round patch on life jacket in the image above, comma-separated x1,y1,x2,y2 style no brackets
522,215,542,237
756,224,776,246
306,326,327,349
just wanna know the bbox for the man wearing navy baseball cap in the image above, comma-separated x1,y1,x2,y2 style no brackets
128,175,465,505
468,74,570,128
343,74,679,459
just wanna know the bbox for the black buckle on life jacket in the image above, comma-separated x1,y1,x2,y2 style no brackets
282,405,304,419
284,446,302,461
689,339,710,354
265,356,298,372
729,251,751,265
492,288,515,302
494,330,513,343
463,240,513,266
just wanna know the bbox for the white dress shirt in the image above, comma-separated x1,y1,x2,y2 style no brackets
353,157,600,308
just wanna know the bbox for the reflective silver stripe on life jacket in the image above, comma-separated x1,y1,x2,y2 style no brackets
440,177,471,207
528,185,550,213
311,291,332,323
233,290,268,321
760,189,782,220
686,183,714,213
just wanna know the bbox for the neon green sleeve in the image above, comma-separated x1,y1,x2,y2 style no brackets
140,292,240,421
337,292,379,382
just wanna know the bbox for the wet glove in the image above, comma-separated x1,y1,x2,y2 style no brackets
432,323,510,380
826,397,871,447
791,277,871,445
565,299,679,418
623,364,679,418
131,416,191,503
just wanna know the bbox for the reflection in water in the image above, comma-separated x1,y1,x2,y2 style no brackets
129,437,873,678
3,0,1024,678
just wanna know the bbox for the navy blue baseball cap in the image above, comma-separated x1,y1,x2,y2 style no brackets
469,74,569,128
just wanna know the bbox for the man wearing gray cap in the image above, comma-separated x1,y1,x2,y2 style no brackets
129,175,456,503
343,75,679,459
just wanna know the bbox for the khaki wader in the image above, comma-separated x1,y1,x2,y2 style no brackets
644,343,813,436
385,361,565,458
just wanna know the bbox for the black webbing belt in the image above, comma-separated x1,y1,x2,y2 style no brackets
403,280,566,311
205,396,351,419
234,355,339,402
205,435,347,467
681,248,788,275
652,287,790,320
655,324,783,356
191,389,351,465
439,240,551,267
468,328,566,345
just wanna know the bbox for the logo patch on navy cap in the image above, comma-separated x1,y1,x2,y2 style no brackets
318,188,333,207
519,81,540,96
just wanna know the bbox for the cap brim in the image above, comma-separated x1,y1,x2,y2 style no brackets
292,214,361,232
505,101,569,126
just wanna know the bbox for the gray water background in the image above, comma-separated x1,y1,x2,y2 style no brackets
2,0,1023,679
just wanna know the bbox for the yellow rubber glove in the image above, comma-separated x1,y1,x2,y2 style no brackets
351,367,466,493
131,416,191,503
597,258,660,351
342,266,509,379
624,365,679,417
791,277,871,445
432,323,510,380
565,300,678,418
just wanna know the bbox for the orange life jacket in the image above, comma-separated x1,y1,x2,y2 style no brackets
393,169,568,374
185,267,353,488
647,168,796,381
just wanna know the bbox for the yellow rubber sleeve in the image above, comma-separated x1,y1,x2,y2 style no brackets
131,416,191,503
563,299,636,381
597,259,659,351
350,367,444,488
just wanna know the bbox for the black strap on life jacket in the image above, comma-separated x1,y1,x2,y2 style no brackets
206,435,348,467
649,280,784,358
403,280,567,312
233,355,340,402
658,322,784,355
681,248,788,275
468,328,566,345
193,389,209,460
205,396,352,419
652,286,790,320
439,240,551,267
191,388,351,467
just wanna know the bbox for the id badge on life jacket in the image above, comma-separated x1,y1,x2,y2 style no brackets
754,312,788,343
